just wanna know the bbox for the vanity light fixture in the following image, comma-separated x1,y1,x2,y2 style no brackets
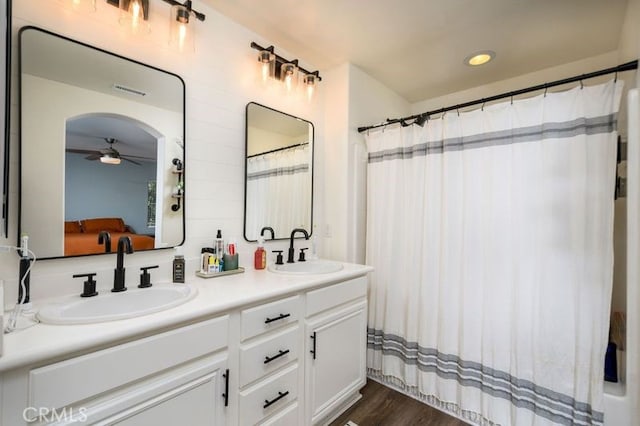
162,0,206,52
250,42,322,100
106,0,206,51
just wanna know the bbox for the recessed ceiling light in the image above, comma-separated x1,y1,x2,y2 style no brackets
464,50,495,66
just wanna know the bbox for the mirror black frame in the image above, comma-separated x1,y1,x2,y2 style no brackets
243,102,314,242
18,26,186,259
1,0,11,237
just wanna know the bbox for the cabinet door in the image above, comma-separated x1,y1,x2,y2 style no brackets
87,355,229,426
305,300,367,425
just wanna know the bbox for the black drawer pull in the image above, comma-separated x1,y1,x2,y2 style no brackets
310,332,317,360
263,391,289,409
222,369,229,407
264,349,290,364
264,313,291,324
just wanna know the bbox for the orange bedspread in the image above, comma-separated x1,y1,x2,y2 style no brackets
64,232,155,256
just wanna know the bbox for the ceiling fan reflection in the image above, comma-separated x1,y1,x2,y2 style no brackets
65,138,153,166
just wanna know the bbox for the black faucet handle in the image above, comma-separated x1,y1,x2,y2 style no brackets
139,265,159,288
272,250,284,265
73,273,98,297
298,248,308,262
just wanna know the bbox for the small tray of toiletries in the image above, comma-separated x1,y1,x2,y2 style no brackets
195,267,245,279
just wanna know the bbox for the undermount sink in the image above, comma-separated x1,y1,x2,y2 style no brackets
37,285,197,325
268,259,344,275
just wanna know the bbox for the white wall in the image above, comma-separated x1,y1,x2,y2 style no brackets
2,0,324,303
323,63,410,264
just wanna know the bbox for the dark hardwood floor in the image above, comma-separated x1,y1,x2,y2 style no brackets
330,380,468,426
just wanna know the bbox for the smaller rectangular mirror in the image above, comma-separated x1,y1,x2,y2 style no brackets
244,102,313,241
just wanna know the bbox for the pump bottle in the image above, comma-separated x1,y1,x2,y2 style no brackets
254,236,266,270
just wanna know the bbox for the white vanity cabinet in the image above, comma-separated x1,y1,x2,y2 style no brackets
304,277,368,425
0,316,230,425
0,270,371,426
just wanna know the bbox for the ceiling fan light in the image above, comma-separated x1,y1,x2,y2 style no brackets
100,154,121,165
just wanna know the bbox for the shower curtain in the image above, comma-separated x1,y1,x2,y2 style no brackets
246,145,311,239
365,80,623,426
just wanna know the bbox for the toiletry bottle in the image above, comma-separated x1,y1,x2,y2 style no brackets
215,229,225,272
254,236,266,270
173,248,185,283
201,248,211,274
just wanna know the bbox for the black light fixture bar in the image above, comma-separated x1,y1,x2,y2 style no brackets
161,0,206,21
250,41,321,81
358,59,638,133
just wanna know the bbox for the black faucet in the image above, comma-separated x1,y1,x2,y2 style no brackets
260,226,275,240
98,231,112,253
288,228,309,263
112,236,133,292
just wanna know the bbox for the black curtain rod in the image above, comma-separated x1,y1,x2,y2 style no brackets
247,142,309,158
358,60,638,133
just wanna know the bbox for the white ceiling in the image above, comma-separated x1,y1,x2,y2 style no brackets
202,0,630,103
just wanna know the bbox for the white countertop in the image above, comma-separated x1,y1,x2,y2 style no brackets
0,262,372,373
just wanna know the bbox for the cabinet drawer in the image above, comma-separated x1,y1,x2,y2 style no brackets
241,295,301,341
29,315,229,410
239,363,298,426
239,326,299,388
306,277,367,317
260,401,298,426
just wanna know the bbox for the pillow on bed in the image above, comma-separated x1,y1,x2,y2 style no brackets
64,221,83,234
81,217,126,233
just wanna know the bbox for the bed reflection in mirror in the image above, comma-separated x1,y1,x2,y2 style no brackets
244,102,313,242
20,27,185,259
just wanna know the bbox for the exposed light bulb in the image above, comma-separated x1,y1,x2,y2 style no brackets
280,63,298,93
258,50,275,83
178,23,187,51
306,83,314,101
130,0,142,30
170,4,193,52
304,74,318,101
284,73,293,92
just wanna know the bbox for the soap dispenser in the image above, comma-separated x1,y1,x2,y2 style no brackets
254,236,266,270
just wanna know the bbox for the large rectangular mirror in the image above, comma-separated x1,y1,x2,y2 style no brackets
20,27,185,259
1,0,9,237
244,102,313,241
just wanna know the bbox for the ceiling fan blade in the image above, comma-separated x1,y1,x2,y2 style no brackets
85,154,101,161
66,148,100,155
122,157,142,166
121,153,156,160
